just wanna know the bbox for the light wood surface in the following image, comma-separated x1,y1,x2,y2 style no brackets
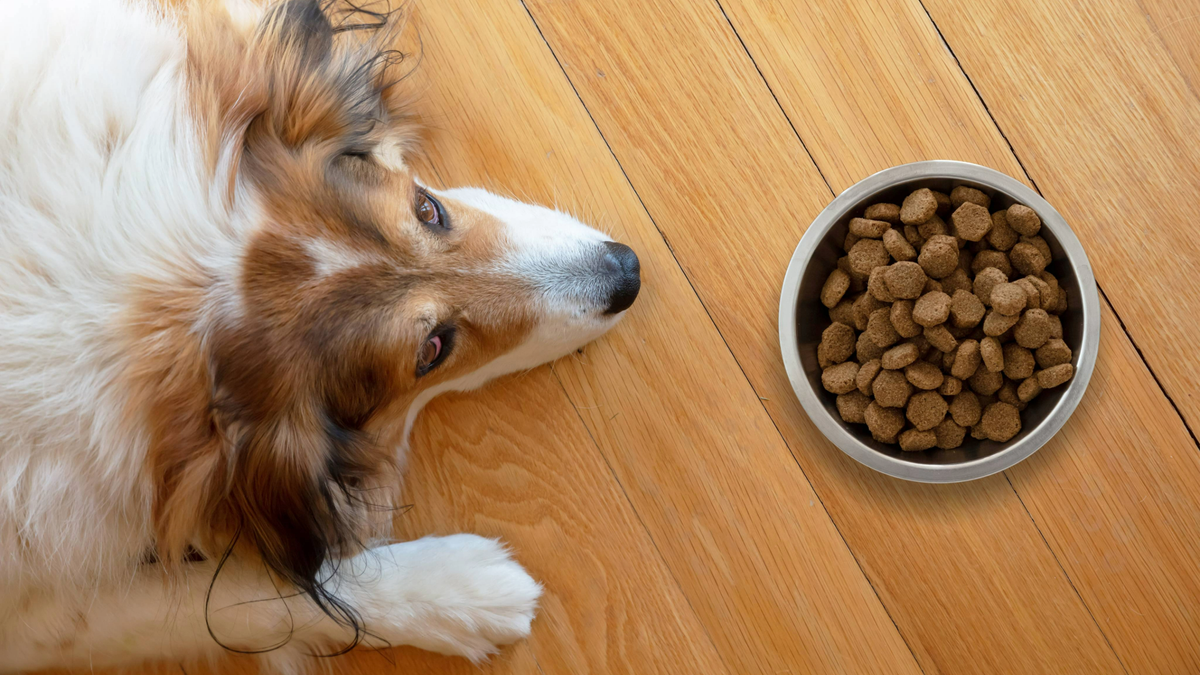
75,0,1200,673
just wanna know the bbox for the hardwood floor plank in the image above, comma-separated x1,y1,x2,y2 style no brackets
920,0,1200,435
522,0,1132,672
400,2,919,673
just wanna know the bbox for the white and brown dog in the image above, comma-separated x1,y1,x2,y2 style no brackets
0,0,639,670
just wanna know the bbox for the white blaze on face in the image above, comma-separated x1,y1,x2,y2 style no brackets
436,187,627,369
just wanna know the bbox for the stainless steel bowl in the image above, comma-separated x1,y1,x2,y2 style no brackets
779,161,1100,483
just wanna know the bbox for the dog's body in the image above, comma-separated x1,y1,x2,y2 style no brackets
0,0,637,670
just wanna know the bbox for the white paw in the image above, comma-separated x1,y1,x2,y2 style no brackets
350,534,541,661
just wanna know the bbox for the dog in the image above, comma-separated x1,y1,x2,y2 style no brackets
0,0,639,670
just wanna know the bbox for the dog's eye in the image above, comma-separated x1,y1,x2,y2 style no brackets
416,191,447,229
416,327,455,376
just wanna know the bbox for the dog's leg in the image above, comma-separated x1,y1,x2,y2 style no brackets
2,534,540,671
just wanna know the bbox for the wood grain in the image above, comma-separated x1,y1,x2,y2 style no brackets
522,0,1127,672
921,0,1200,434
404,2,918,673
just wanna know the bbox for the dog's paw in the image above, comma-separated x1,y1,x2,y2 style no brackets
352,534,541,661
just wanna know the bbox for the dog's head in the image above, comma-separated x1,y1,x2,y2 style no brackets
137,0,637,631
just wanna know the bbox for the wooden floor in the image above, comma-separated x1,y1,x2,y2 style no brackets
106,0,1200,673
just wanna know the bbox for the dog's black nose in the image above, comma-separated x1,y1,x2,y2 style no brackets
602,241,641,314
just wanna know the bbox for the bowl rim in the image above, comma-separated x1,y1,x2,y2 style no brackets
778,160,1101,483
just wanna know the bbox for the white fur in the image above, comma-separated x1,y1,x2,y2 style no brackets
0,0,624,670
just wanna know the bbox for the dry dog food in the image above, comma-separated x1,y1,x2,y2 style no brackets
818,186,1075,450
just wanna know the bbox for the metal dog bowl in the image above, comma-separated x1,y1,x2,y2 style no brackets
779,161,1100,483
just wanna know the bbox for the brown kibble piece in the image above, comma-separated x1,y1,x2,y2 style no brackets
1014,278,1041,310
873,369,913,408
924,278,944,295
980,337,1004,372
950,185,991,209
990,283,1027,316
951,202,992,241
844,231,862,253
829,298,855,326
940,268,973,296
1048,315,1063,339
822,361,860,394
950,343,979,382
934,418,967,449
984,310,1021,337
1014,309,1053,349
865,402,906,443
950,391,982,427
972,250,1013,278
819,322,857,365
899,428,938,452
1018,377,1042,403
1003,344,1036,380
856,359,882,395
950,289,986,328
852,293,885,330
997,380,1020,407
904,224,923,248
987,210,1019,251
970,424,988,440
857,332,885,362
836,391,871,424
907,391,948,431
901,188,938,225
932,190,952,215
1007,204,1041,236
868,267,896,302
883,228,916,262
890,300,922,338
1010,242,1046,276
866,308,900,348
973,267,1008,304
884,261,928,299
1022,235,1052,264
981,402,1022,442
820,269,850,308
917,235,958,279
1037,363,1075,389
865,203,901,224
919,215,948,240
923,324,958,353
905,361,944,390
849,217,890,239
849,238,891,277
912,291,952,327
969,367,1004,396
939,375,963,396
882,342,920,370
1035,339,1072,369
1051,287,1068,315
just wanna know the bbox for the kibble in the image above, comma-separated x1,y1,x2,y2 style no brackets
980,337,1004,372
884,261,928,300
905,361,944,390
837,391,871,424
849,217,890,238
918,235,959,279
913,291,952,327
890,300,922,338
814,187,1072,451
987,210,1019,251
907,391,948,431
865,202,901,224
1006,204,1041,236
1037,363,1075,389
981,402,1022,442
951,202,993,241
820,322,857,365
865,402,906,443
873,369,914,408
899,428,938,451
882,342,920,370
822,361,860,395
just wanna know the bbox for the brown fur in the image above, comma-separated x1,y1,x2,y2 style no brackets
118,0,539,632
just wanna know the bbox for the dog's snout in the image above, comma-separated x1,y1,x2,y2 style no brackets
601,241,641,314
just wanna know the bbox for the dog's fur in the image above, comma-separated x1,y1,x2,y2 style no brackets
0,0,637,670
